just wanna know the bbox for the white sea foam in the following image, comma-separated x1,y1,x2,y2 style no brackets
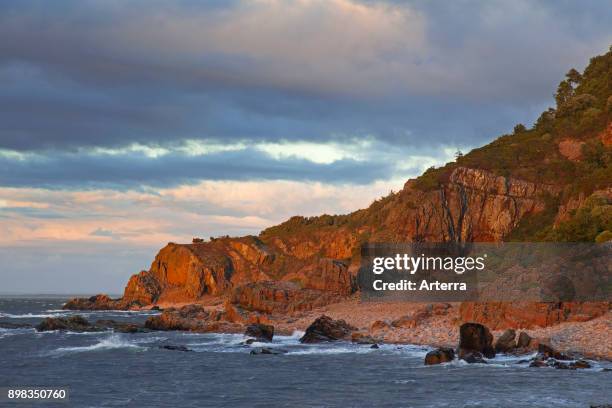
0,312,69,319
50,335,144,355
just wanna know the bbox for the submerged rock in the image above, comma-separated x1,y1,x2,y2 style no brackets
461,351,487,364
424,347,455,365
458,322,495,359
370,344,380,349
159,345,192,352
571,360,592,369
250,347,287,355
244,323,274,342
299,315,356,343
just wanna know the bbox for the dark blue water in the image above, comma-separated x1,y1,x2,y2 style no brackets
0,296,611,408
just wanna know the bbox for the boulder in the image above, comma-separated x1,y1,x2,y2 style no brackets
36,316,100,332
351,331,381,344
370,344,380,349
458,322,495,359
299,315,356,343
244,323,274,342
495,329,516,353
424,347,455,365
517,331,533,348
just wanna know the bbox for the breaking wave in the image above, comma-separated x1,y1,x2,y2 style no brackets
50,334,145,355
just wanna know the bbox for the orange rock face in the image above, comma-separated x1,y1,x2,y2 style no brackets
558,139,585,161
231,281,339,314
67,164,608,332
459,302,611,329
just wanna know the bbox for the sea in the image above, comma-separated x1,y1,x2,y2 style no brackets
0,296,610,408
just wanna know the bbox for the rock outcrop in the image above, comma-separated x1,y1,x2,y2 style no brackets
37,316,96,332
144,304,242,333
63,294,127,310
36,316,147,333
460,302,611,330
299,315,356,343
230,281,339,314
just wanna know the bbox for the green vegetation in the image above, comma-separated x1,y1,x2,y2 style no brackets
261,47,612,244
411,47,611,194
547,195,611,242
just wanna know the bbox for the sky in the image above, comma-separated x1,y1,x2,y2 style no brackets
1,0,611,293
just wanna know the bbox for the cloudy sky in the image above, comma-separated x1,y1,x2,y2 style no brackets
1,0,611,293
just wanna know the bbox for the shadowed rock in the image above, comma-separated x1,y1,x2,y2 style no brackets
244,323,274,342
495,329,516,353
299,315,356,343
159,345,192,352
458,322,495,360
36,316,100,332
517,331,533,348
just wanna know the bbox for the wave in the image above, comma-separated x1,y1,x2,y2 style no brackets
50,334,145,355
0,312,66,319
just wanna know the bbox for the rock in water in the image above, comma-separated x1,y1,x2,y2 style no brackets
458,322,495,359
424,347,455,365
36,316,99,332
495,329,516,353
571,360,592,369
250,347,287,355
299,315,356,343
537,344,571,360
159,345,192,352
244,323,274,342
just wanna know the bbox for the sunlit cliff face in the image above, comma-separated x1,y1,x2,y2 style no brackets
1,0,611,292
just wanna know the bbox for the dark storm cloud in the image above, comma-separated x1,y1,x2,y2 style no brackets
0,0,610,186
0,148,397,188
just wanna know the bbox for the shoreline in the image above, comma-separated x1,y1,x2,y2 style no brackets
129,298,612,361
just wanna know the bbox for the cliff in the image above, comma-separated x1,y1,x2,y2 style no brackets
64,48,612,329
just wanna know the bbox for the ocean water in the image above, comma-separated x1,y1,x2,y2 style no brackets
0,297,610,408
